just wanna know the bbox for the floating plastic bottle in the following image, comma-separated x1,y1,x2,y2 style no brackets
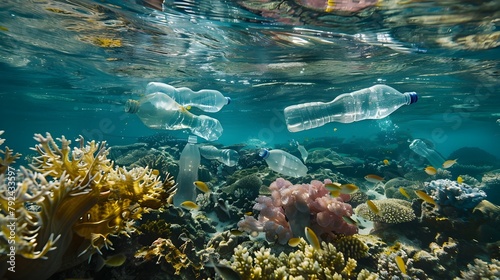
145,82,231,113
173,135,200,207
199,145,240,167
284,85,418,132
259,149,308,178
125,92,223,141
290,139,308,163
409,139,445,168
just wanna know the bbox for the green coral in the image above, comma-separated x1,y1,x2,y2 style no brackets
355,198,416,224
228,240,377,279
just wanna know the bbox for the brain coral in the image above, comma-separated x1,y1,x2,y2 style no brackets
355,198,416,224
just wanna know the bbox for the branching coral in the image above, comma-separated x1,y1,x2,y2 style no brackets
0,132,176,280
457,258,500,280
228,240,377,279
237,178,357,245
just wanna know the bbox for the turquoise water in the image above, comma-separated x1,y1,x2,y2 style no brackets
1,0,499,159
1,1,500,279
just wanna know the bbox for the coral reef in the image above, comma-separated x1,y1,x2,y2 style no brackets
355,199,416,224
457,258,500,280
0,133,176,280
330,235,369,260
237,178,357,245
228,240,377,279
425,179,487,209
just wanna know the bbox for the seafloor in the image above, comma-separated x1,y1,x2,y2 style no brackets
1,131,499,280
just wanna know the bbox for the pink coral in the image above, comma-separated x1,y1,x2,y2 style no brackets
237,178,357,245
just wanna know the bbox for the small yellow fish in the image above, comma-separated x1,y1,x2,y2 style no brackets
194,181,210,193
383,159,390,166
395,255,406,274
339,184,359,194
457,176,463,184
180,201,200,210
287,237,301,247
230,229,244,236
185,105,192,110
244,211,253,216
342,216,357,226
424,166,437,175
366,200,380,215
414,190,437,206
329,190,341,197
0,26,9,32
304,227,321,250
443,159,458,169
364,174,385,183
324,182,342,191
96,253,126,271
399,187,411,200
151,169,160,176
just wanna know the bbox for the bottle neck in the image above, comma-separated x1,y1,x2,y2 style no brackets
404,92,418,105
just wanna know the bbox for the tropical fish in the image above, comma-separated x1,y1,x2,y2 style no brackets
180,201,200,210
395,255,406,274
194,181,210,193
329,190,341,197
424,166,437,175
399,187,411,200
442,159,458,169
325,182,342,192
364,174,384,183
326,183,358,194
96,253,126,271
288,237,301,247
342,216,357,226
414,190,437,206
383,159,390,166
151,169,160,176
229,229,244,236
304,227,321,250
244,211,253,216
457,176,463,184
366,200,380,215
339,184,359,194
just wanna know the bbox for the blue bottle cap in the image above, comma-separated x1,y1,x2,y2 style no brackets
225,96,231,105
408,92,418,104
259,149,270,159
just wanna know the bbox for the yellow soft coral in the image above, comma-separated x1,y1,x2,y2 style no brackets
0,132,176,280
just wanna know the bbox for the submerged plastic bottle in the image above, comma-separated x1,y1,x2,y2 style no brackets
125,92,223,141
409,139,445,168
174,135,200,207
259,149,308,178
284,85,418,132
145,82,231,112
199,145,240,167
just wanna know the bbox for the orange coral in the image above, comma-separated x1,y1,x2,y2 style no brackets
0,132,176,280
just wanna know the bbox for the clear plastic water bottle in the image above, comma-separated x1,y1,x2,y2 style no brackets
174,135,200,207
145,82,231,112
125,92,223,141
284,85,418,132
409,139,445,168
199,145,240,167
259,149,308,178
